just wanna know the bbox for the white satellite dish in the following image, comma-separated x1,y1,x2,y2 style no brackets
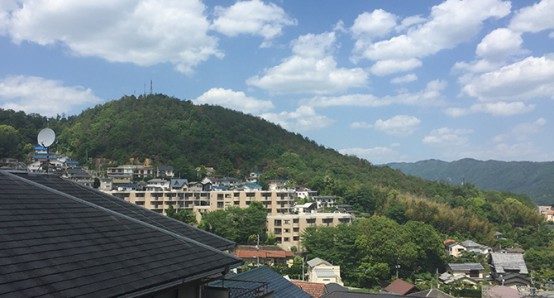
37,128,56,147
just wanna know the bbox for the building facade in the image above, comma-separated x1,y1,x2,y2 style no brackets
266,213,354,251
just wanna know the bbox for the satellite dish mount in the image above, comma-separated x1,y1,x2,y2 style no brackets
37,128,56,173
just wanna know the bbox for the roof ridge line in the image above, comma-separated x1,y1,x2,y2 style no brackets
58,173,236,248
2,171,241,262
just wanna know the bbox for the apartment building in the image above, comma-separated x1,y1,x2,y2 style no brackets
266,213,354,251
109,189,297,220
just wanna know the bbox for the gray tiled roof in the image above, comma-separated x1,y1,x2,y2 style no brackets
490,253,528,274
0,171,242,297
210,265,312,298
14,171,235,251
448,263,485,271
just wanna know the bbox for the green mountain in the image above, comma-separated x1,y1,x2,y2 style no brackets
1,94,547,245
388,158,554,205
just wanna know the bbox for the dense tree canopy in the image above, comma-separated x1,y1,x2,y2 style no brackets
198,201,267,244
302,217,448,288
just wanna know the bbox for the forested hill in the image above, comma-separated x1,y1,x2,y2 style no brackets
388,158,554,205
1,94,548,245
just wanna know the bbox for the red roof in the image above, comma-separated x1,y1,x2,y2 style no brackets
235,249,295,259
384,279,416,295
291,281,325,298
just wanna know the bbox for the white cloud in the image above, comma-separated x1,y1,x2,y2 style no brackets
422,127,473,146
194,88,273,114
509,0,554,33
247,32,368,94
462,55,554,101
370,58,422,76
374,115,421,136
0,75,102,117
350,121,373,129
446,101,535,117
471,101,535,116
211,0,296,47
490,118,548,159
351,9,397,40
260,106,333,131
302,79,446,108
476,28,524,61
391,74,418,84
1,0,220,73
354,0,510,61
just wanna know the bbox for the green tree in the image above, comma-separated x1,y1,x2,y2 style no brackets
0,125,22,159
199,201,267,243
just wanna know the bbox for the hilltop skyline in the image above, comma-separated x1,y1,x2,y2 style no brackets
1,0,554,164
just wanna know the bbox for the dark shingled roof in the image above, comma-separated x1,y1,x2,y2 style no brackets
210,265,312,298
0,171,242,297
12,171,235,251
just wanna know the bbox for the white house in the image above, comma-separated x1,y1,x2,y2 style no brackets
306,257,343,285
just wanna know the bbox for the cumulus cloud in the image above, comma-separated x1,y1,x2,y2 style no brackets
1,0,220,73
476,28,525,61
445,101,535,117
194,88,273,114
462,55,554,101
509,0,554,33
212,0,296,47
391,74,418,84
370,59,422,76
302,79,446,108
351,9,397,40
353,0,510,62
247,32,368,94
0,75,102,117
422,127,473,146
260,106,333,131
374,115,421,136
350,121,373,129
490,118,548,159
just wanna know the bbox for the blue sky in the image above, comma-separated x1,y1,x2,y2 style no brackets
1,0,554,164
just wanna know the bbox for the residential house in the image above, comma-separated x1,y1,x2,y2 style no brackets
0,170,242,297
157,165,175,178
170,178,189,190
296,187,318,199
234,245,295,266
482,285,524,298
292,281,348,298
246,171,261,183
208,265,311,298
440,263,486,285
295,202,317,214
489,253,531,288
446,239,491,257
145,178,170,191
384,279,417,296
313,196,338,210
538,205,554,222
307,258,343,285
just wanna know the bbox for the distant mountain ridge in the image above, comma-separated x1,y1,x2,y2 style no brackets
387,158,554,205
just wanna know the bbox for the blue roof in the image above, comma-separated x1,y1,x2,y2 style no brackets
210,266,311,298
171,179,189,188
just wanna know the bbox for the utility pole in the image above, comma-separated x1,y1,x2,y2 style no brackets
256,234,260,267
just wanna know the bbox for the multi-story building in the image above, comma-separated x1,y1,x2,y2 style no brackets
266,213,354,251
107,165,154,180
108,189,297,221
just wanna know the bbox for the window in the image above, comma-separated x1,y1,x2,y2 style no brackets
274,220,282,226
284,220,290,224
275,228,282,235
293,227,299,232
293,219,299,224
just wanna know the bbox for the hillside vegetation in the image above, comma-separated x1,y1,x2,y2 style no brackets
388,159,554,205
0,94,549,248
